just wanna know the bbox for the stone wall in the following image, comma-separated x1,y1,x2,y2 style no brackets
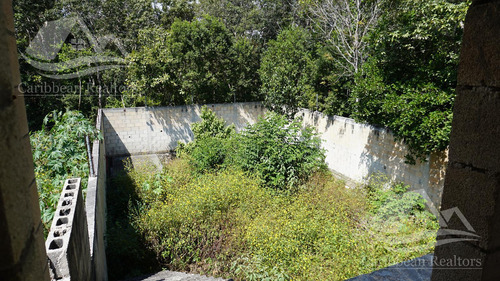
300,110,447,208
432,1,500,280
0,2,50,280
44,109,108,281
102,102,266,156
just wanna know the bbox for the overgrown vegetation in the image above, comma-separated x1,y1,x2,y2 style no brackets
109,109,438,280
178,106,326,191
30,111,99,235
17,0,468,161
106,165,161,280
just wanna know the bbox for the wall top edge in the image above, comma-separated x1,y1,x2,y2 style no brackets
299,108,390,133
101,102,265,113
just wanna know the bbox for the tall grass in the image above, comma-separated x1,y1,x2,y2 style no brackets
123,159,438,280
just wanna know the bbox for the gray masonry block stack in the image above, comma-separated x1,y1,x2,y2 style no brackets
46,178,91,281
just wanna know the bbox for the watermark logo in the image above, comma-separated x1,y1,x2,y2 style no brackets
21,16,128,79
368,189,479,254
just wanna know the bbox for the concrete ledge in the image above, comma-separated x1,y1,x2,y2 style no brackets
85,109,108,281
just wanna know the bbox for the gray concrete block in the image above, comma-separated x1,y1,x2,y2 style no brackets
45,178,91,281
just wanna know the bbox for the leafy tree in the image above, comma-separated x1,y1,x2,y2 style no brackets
125,28,173,106
351,0,469,163
229,37,262,102
126,16,261,106
259,0,304,41
166,16,236,104
259,26,318,118
196,0,263,38
373,0,469,91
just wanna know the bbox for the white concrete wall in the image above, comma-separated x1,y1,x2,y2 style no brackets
300,109,446,208
101,103,446,208
102,102,266,156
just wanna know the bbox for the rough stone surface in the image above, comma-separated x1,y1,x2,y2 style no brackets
457,1,500,87
437,164,498,250
432,1,500,280
0,1,50,280
432,242,484,280
46,178,91,281
447,87,500,172
122,271,228,281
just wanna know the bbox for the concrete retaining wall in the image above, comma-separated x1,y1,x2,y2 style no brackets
102,102,266,156
85,109,108,281
300,110,447,208
102,102,446,208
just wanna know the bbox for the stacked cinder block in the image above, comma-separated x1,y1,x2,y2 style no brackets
46,178,91,281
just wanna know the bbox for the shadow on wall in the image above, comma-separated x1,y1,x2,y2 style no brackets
300,109,447,210
102,102,266,157
105,165,160,280
361,127,448,209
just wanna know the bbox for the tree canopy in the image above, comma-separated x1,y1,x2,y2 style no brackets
16,0,470,160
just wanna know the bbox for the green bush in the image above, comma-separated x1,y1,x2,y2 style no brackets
259,26,318,119
177,105,235,172
234,112,326,191
31,110,100,235
364,173,439,259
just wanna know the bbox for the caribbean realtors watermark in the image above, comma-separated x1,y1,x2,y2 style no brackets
368,188,480,263
18,82,127,96
392,255,482,270
21,15,127,80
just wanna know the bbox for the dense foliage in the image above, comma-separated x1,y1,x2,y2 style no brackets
178,107,325,191
234,113,326,190
30,111,99,235
350,0,469,163
259,26,318,118
126,16,261,106
177,106,235,172
16,0,469,161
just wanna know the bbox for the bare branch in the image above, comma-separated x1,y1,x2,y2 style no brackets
309,0,381,77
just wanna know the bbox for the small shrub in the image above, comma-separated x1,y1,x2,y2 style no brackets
234,112,326,191
364,173,439,261
177,106,235,172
